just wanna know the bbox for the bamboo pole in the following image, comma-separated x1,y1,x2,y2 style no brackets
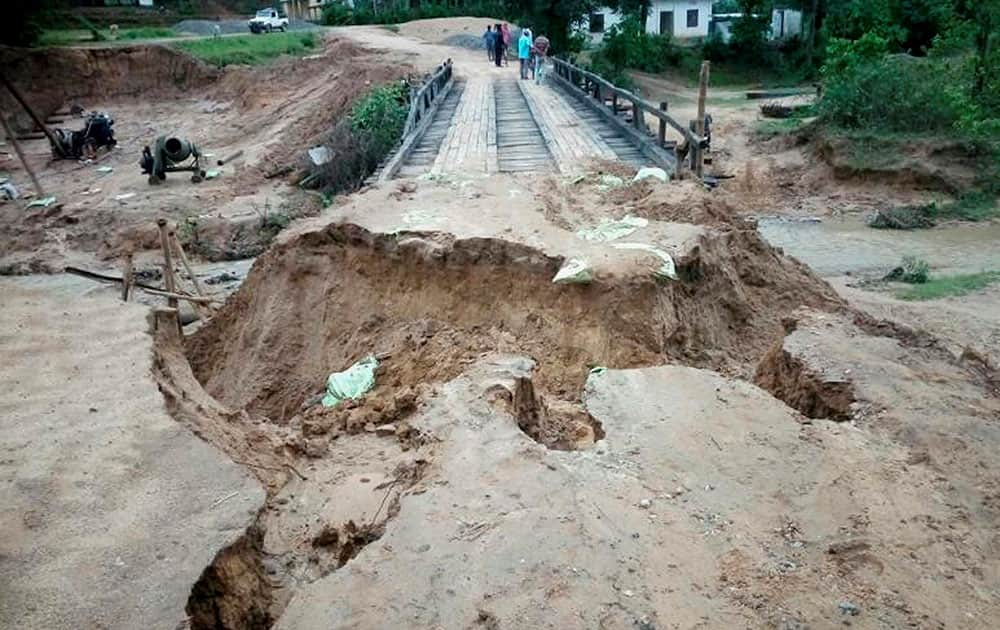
695,60,711,179
0,112,43,197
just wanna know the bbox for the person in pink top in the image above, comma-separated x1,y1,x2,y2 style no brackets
500,23,512,66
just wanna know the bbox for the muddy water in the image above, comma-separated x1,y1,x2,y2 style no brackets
757,216,1000,277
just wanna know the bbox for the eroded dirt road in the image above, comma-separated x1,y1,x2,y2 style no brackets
2,18,999,630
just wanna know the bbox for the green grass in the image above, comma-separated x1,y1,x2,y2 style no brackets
117,27,177,41
38,29,92,46
754,117,806,138
173,32,317,67
896,271,1000,300
39,27,177,46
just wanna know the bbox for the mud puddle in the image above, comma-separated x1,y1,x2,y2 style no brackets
758,215,1000,277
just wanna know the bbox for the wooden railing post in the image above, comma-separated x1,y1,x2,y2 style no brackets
633,99,643,131
658,101,668,147
695,60,710,178
611,92,618,115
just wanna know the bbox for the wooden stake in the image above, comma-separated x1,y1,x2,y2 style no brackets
156,219,178,312
695,60,711,179
121,250,134,302
0,112,44,197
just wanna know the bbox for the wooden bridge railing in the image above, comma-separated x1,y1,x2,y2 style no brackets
377,59,455,183
550,57,702,172
403,58,453,137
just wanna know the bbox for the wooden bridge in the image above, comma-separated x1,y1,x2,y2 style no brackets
379,59,703,181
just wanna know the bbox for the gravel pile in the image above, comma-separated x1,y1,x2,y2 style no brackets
443,33,485,50
174,19,318,36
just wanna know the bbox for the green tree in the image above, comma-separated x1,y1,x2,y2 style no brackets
513,0,600,51
606,0,652,25
730,0,773,57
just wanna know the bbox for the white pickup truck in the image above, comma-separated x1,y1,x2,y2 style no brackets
248,8,289,33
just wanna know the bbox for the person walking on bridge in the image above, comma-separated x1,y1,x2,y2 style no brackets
501,23,512,66
484,25,496,62
493,23,505,67
518,28,533,79
533,33,550,85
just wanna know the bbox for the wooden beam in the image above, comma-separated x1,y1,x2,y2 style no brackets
0,111,43,196
0,74,65,158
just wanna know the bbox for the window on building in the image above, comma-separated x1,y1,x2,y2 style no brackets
687,9,699,28
589,13,606,33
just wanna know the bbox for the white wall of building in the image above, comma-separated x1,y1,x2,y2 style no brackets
645,0,713,38
585,0,712,42
582,8,624,44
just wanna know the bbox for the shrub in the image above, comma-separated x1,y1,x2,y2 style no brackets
818,34,965,134
350,83,409,158
308,83,410,195
900,256,930,284
592,16,683,76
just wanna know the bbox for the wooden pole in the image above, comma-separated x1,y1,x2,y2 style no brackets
0,74,65,158
658,101,668,147
156,219,178,312
0,112,44,197
171,232,206,297
695,60,711,179
141,288,221,304
121,250,134,302
171,230,211,319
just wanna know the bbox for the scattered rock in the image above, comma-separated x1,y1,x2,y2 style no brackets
838,601,861,616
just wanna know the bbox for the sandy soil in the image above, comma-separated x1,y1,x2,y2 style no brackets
0,279,264,629
3,16,1000,630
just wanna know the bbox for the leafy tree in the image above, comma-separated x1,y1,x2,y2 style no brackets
730,0,773,57
512,0,601,51
605,0,652,25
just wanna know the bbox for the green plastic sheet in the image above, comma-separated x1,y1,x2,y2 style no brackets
321,355,379,407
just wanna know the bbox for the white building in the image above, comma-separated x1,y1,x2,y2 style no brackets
587,1,714,42
710,8,804,43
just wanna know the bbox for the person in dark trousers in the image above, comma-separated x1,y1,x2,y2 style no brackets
483,25,496,62
493,23,505,67
518,28,533,78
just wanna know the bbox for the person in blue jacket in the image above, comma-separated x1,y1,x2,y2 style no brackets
483,25,496,62
518,28,533,79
